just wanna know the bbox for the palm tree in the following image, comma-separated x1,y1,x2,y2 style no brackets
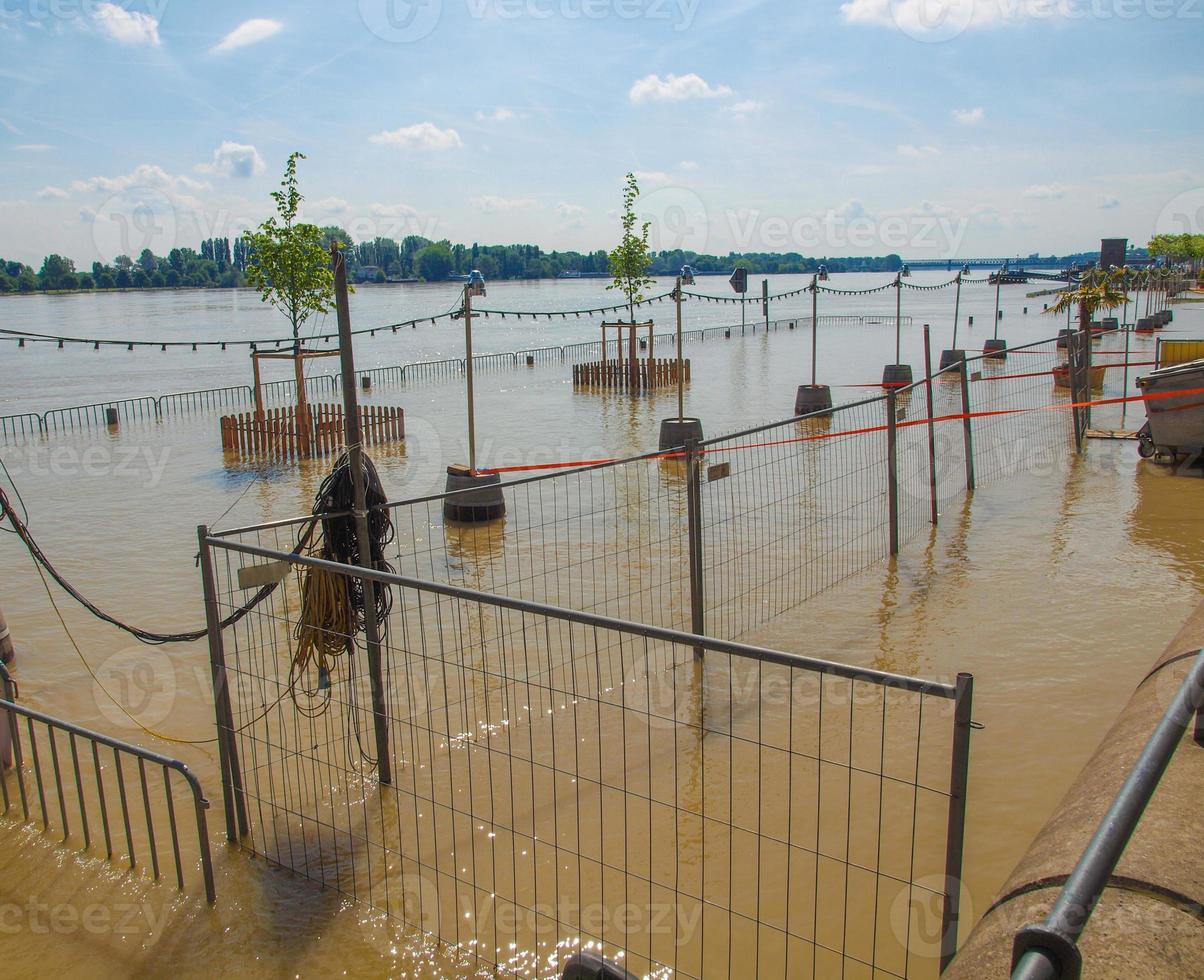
1046,267,1129,333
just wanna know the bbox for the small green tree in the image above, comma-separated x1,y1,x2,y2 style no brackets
607,172,655,323
1046,268,1128,332
244,152,335,343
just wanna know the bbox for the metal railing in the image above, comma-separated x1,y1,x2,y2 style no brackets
199,531,974,978
0,666,216,903
1010,648,1204,980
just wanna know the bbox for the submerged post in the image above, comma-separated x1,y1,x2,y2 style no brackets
685,438,706,659
923,326,939,526
887,390,899,556
940,671,975,972
196,526,248,841
332,245,392,786
959,353,976,492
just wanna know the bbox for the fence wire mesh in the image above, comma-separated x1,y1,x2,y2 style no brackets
203,542,969,979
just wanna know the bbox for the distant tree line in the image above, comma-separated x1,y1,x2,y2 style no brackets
1,233,1169,296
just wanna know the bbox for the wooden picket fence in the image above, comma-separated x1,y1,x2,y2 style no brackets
571,358,691,391
220,403,405,459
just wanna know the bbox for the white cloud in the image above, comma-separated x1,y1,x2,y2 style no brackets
841,0,1011,33
1022,183,1066,200
67,164,209,196
633,170,671,186
723,99,764,120
850,163,889,176
475,107,515,123
952,106,985,126
555,202,587,219
629,73,733,104
679,160,699,171
1099,195,1120,209
92,2,161,46
897,143,940,158
196,141,266,178
14,144,51,152
370,122,463,151
0,118,22,136
78,206,96,223
313,196,350,214
37,186,68,199
212,19,283,54
470,195,538,213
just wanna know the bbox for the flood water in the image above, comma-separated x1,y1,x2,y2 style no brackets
0,274,1201,978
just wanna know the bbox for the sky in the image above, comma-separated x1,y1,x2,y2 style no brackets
1,0,1202,267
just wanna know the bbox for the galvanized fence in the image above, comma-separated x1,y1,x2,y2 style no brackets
210,334,1077,652
199,533,973,979
0,670,215,902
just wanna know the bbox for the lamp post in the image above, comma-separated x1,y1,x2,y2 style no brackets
658,266,704,450
795,270,833,415
984,261,1008,359
444,269,506,522
882,265,913,387
941,264,970,370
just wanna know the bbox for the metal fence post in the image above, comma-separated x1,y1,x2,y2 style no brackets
923,326,939,526
887,391,899,556
685,438,706,658
941,671,975,972
959,358,976,492
196,525,247,840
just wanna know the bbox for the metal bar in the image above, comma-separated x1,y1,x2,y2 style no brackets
48,726,69,840
28,716,47,829
959,354,976,492
206,534,960,698
940,672,975,971
332,247,392,786
887,390,899,556
924,326,939,526
114,750,135,869
138,756,160,880
685,438,705,660
197,525,248,839
69,732,90,850
163,764,184,890
1013,649,1204,980
93,741,112,858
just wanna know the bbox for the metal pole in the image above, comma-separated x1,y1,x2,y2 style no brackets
959,353,976,491
993,266,1003,340
952,272,963,349
332,247,392,786
675,276,684,423
887,390,899,555
1122,303,1133,427
741,295,746,336
685,438,705,659
196,525,247,840
895,274,902,363
810,275,819,387
763,278,769,332
939,671,975,972
923,326,939,526
463,286,477,473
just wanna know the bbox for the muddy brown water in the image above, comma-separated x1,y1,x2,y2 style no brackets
0,277,1200,977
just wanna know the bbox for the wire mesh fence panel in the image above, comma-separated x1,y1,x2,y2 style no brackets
202,540,969,980
966,339,1072,487
385,456,693,637
697,398,892,641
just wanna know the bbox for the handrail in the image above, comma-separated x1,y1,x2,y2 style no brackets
1010,648,1204,979
0,672,216,904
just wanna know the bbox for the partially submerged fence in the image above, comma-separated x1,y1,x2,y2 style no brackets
220,403,405,459
0,668,215,902
0,313,913,441
199,532,973,978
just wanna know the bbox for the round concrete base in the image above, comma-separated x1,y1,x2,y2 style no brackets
938,349,966,372
443,465,506,523
658,417,704,451
983,338,1008,360
794,384,833,416
882,364,913,388
1136,317,1155,334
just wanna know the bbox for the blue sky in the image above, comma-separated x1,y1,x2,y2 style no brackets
1,0,1201,266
